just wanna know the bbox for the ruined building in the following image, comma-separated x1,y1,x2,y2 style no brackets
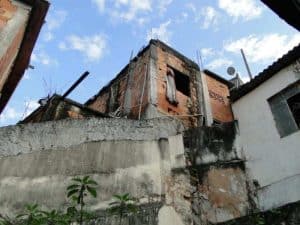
85,40,234,128
0,39,300,225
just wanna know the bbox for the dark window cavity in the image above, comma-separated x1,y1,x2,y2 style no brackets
287,93,300,128
268,81,300,137
172,67,190,97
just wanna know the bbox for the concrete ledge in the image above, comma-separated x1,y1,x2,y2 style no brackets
0,117,184,157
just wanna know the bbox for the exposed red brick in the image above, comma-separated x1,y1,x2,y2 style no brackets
205,74,233,123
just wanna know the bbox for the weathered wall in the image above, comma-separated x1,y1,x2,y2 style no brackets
232,63,300,211
205,73,233,123
0,117,190,223
183,123,249,223
0,116,250,224
0,0,30,91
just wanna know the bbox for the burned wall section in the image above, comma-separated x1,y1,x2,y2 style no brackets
155,42,202,128
183,122,249,224
87,47,150,119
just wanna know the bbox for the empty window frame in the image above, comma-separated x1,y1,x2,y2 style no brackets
168,66,190,97
268,81,300,137
287,92,300,128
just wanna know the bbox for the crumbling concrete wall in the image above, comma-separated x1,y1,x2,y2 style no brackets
183,123,249,224
0,117,190,224
0,117,250,224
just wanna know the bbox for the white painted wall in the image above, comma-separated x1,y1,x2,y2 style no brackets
232,64,300,211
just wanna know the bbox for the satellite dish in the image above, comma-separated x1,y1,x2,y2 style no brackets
227,66,236,76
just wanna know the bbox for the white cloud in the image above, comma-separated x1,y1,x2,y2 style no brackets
175,12,188,24
186,3,196,13
206,58,233,70
158,0,173,15
0,100,39,125
92,0,176,24
43,10,67,42
111,0,152,22
43,32,54,42
146,20,172,44
218,0,262,21
201,48,215,58
32,52,58,66
200,6,219,29
0,107,22,123
31,51,58,66
23,100,39,118
60,34,107,62
186,4,219,30
92,0,105,12
224,33,300,63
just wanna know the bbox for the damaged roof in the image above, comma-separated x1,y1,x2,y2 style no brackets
21,94,109,124
230,43,300,102
0,0,49,114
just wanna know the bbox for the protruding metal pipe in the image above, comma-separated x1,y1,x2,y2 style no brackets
62,71,90,98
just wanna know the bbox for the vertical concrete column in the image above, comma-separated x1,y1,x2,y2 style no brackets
201,71,213,126
195,70,205,126
158,137,171,198
124,61,135,115
145,43,159,118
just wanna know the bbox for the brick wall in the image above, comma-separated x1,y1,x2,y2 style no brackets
205,74,233,123
155,45,201,128
88,49,150,118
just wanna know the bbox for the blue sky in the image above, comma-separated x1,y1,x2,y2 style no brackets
0,0,299,126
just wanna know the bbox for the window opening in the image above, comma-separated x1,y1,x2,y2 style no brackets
287,93,300,128
173,68,190,97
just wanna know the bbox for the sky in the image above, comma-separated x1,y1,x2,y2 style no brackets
0,0,299,126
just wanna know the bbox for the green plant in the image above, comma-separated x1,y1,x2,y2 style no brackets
0,215,14,225
67,176,98,225
16,204,44,225
40,209,69,225
109,193,137,225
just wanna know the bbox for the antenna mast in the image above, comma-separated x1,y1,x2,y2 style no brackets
240,49,253,80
